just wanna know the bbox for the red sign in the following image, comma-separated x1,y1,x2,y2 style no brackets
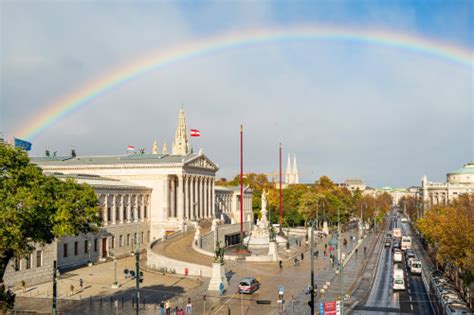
324,301,337,315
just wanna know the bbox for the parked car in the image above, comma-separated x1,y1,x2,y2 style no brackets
445,303,473,315
238,277,260,294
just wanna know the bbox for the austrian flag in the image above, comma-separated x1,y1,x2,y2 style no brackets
190,129,201,137
127,145,135,151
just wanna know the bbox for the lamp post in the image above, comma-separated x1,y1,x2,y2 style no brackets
112,254,119,288
88,239,92,266
338,208,344,315
135,230,140,315
309,220,316,315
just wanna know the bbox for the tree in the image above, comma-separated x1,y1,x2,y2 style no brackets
0,144,101,310
297,190,320,226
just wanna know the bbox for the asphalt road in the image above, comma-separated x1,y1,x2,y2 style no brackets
353,212,434,315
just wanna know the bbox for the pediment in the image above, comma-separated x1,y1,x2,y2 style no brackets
185,155,219,171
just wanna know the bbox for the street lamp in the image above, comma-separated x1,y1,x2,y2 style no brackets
111,254,119,289
88,238,92,267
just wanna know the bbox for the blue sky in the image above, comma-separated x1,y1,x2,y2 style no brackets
1,1,473,187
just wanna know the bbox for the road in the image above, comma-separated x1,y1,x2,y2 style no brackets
353,212,434,315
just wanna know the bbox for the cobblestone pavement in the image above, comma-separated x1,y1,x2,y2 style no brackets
13,255,203,314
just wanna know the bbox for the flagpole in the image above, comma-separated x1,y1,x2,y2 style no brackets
240,124,244,247
279,143,282,234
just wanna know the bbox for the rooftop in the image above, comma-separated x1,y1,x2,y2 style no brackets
448,161,474,175
45,172,150,190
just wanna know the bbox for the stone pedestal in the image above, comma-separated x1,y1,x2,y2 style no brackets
207,263,228,292
268,241,278,261
323,221,329,235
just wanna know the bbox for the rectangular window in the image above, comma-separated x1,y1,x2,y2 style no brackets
74,241,78,255
64,243,68,258
126,234,130,246
123,207,127,221
119,235,123,247
131,208,134,221
25,254,32,269
14,258,20,271
141,232,144,244
94,238,98,252
36,251,43,268
138,206,141,219
107,207,112,222
84,240,89,254
116,207,120,223
144,206,147,219
111,236,115,249
134,233,137,244
147,231,150,242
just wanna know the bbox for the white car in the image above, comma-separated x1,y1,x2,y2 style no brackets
393,278,406,290
393,250,403,263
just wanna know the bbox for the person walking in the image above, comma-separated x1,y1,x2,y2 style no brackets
69,284,74,296
364,246,367,257
279,260,283,269
300,252,304,261
185,298,192,314
315,250,319,258
165,300,171,315
79,278,83,290
160,301,165,315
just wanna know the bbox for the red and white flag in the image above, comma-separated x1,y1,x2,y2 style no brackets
190,129,201,137
127,145,135,151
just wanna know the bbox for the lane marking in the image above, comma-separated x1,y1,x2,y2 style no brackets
409,296,412,301
411,304,414,311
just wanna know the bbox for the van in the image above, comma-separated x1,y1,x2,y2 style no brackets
401,236,412,251
238,277,260,294
393,250,403,263
410,260,422,274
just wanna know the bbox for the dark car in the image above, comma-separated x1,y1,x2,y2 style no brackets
384,239,391,247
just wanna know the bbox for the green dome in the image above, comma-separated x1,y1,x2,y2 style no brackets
448,161,474,175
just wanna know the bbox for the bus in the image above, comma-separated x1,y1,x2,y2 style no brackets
401,236,412,251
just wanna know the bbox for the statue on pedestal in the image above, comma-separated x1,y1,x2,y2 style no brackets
214,241,224,264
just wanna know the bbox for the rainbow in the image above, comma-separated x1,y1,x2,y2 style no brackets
14,26,473,140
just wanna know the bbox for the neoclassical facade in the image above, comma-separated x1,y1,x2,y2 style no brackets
421,161,474,208
4,108,253,289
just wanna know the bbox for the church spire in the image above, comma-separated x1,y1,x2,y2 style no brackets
285,154,292,185
172,106,190,156
292,155,299,184
152,140,159,154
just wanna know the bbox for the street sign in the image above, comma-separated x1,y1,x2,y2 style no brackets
324,301,337,315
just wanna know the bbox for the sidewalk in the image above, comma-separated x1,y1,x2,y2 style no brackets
13,255,204,314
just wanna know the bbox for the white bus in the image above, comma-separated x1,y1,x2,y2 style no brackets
401,236,412,251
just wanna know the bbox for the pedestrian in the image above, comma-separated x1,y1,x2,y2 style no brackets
124,268,129,278
185,298,192,315
175,306,179,315
279,260,283,269
70,284,74,296
160,300,165,315
324,243,328,250
355,248,358,257
324,249,327,257
301,252,304,260
364,246,367,257
79,278,83,290
315,250,319,258
165,300,171,315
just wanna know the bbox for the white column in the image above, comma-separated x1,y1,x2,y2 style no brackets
199,177,204,219
184,176,189,220
203,177,208,218
141,194,145,221
189,176,196,220
211,179,215,218
162,177,169,220
177,175,184,220
104,195,108,226
127,194,131,223
120,195,124,223
112,194,117,224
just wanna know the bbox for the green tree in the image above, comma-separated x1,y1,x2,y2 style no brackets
0,144,101,310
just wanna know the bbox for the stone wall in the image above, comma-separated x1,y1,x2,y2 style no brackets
3,241,57,289
146,238,212,277
201,223,251,252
